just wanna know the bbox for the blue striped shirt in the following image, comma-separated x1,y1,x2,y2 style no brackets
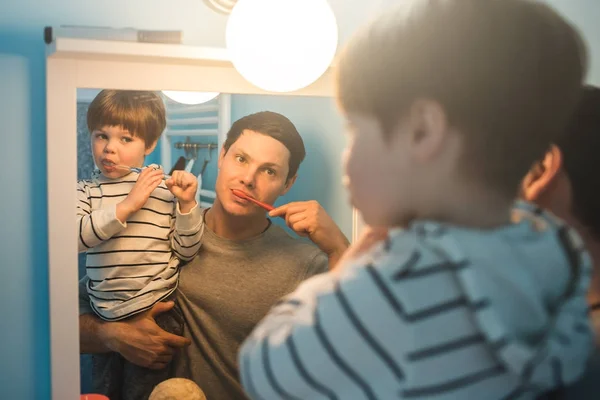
239,202,594,399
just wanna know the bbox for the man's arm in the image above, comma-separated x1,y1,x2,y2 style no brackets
79,302,191,370
78,278,191,369
269,201,350,269
79,313,112,354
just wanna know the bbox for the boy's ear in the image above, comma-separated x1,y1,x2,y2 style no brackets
407,99,449,161
281,175,298,195
521,145,563,202
145,140,158,156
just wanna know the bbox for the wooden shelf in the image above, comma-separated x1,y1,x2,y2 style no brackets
46,37,232,67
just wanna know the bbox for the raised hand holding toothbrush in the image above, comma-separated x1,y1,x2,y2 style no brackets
116,166,165,223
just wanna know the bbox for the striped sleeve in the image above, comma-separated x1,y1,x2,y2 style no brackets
77,180,126,252
238,232,508,400
170,201,204,261
238,246,416,400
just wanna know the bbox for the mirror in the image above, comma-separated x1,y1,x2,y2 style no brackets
75,88,351,396
46,39,359,399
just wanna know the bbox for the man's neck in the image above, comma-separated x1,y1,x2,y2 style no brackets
586,242,600,306
206,199,270,240
573,222,600,307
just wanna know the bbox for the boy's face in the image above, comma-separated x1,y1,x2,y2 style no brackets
90,125,155,179
343,102,455,227
343,113,416,227
216,129,295,217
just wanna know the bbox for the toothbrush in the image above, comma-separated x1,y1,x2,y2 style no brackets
119,165,171,179
231,189,275,212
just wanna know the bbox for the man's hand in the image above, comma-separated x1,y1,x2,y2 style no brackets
269,201,349,267
166,171,198,213
99,301,191,370
117,167,165,223
332,226,389,273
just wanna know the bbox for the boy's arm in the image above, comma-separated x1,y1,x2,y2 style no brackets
238,238,411,400
170,201,204,261
77,181,126,252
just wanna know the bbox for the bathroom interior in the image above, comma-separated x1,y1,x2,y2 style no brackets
1,0,599,399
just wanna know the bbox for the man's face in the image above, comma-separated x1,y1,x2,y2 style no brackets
215,130,294,217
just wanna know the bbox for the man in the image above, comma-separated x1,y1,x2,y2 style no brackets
78,111,350,400
522,85,600,399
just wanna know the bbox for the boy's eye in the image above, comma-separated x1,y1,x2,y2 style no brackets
95,133,107,140
121,137,133,143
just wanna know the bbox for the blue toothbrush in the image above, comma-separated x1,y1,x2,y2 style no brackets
123,166,171,180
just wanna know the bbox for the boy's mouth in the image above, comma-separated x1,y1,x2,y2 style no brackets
101,160,119,171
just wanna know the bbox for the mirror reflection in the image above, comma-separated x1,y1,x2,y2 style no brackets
76,88,352,399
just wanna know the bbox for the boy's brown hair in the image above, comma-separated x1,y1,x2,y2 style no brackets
87,90,167,148
336,0,588,197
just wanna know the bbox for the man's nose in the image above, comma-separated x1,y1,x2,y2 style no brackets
240,169,257,189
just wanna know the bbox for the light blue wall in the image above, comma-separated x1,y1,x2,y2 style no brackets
1,1,599,399
163,94,351,238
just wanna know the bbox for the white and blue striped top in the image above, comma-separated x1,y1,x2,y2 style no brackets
239,202,594,400
77,168,204,321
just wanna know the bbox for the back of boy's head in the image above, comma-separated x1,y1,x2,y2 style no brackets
336,0,587,197
87,90,167,148
223,111,306,181
557,85,600,238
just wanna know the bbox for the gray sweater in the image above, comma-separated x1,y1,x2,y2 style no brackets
80,220,328,399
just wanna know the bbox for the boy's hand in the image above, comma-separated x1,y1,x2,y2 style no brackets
117,167,165,223
166,170,198,213
333,226,389,273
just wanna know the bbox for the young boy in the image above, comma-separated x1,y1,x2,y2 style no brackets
239,1,594,399
77,90,204,400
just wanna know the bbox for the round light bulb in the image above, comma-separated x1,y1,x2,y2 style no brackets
162,91,220,105
226,0,338,93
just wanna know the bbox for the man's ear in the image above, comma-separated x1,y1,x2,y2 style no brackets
217,147,226,170
144,140,158,156
281,175,298,195
521,145,563,202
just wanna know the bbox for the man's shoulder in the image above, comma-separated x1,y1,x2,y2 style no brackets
267,224,322,254
266,224,328,275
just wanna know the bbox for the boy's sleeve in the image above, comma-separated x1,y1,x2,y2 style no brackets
78,276,93,315
170,201,204,261
238,237,415,400
77,181,126,252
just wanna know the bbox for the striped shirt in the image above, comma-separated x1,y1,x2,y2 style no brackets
239,202,594,400
77,170,204,321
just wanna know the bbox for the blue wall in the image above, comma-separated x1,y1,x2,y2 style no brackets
0,1,598,399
